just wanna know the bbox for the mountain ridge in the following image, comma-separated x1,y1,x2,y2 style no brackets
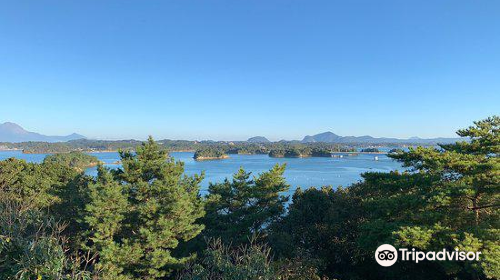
301,131,462,144
0,122,462,145
0,122,86,143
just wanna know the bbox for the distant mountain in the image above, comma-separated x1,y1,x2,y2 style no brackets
0,122,86,143
301,131,462,145
302,132,341,143
247,136,271,143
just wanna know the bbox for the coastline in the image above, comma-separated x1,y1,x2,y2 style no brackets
18,149,199,155
194,155,230,161
0,147,22,151
3,149,388,157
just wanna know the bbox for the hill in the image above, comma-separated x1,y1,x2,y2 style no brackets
0,122,85,143
301,131,462,145
247,136,271,143
302,132,341,143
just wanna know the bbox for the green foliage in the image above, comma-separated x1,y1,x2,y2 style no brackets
177,238,277,280
3,138,358,158
269,145,356,158
83,166,130,279
3,139,143,154
18,142,76,154
352,116,499,279
0,156,90,245
269,186,363,280
227,143,268,155
310,148,333,157
43,152,99,171
269,116,499,280
0,116,497,280
0,200,90,280
268,148,286,158
203,164,289,245
178,238,324,280
0,158,79,209
388,148,403,154
193,148,228,160
284,147,306,158
84,136,205,279
384,116,499,279
352,172,452,279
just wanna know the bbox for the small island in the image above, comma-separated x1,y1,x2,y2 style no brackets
269,146,357,158
193,148,229,161
360,148,381,153
43,151,100,171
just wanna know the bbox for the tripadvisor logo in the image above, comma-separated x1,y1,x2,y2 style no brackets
375,244,481,267
375,244,398,267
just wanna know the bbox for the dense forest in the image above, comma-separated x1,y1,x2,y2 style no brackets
0,138,364,159
3,138,396,155
0,116,498,280
268,146,357,158
193,148,229,160
43,152,101,171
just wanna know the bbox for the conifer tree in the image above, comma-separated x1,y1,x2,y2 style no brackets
362,116,499,279
203,164,289,244
84,137,205,279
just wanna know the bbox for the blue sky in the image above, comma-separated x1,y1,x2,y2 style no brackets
0,1,499,140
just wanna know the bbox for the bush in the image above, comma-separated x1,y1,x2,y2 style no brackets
0,200,90,280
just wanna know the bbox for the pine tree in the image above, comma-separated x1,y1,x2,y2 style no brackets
203,164,289,244
362,116,500,279
84,137,205,279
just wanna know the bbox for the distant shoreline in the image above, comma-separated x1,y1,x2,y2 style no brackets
2,149,388,156
0,147,22,151
269,151,387,158
13,149,199,155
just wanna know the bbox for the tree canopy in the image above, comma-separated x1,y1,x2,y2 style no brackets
84,136,205,279
203,164,290,245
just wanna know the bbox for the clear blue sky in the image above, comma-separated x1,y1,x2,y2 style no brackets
0,1,499,141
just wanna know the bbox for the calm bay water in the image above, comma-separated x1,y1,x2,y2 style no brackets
0,150,403,195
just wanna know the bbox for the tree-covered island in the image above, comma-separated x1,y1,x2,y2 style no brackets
269,146,357,158
2,137,419,157
193,148,229,160
43,151,101,171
